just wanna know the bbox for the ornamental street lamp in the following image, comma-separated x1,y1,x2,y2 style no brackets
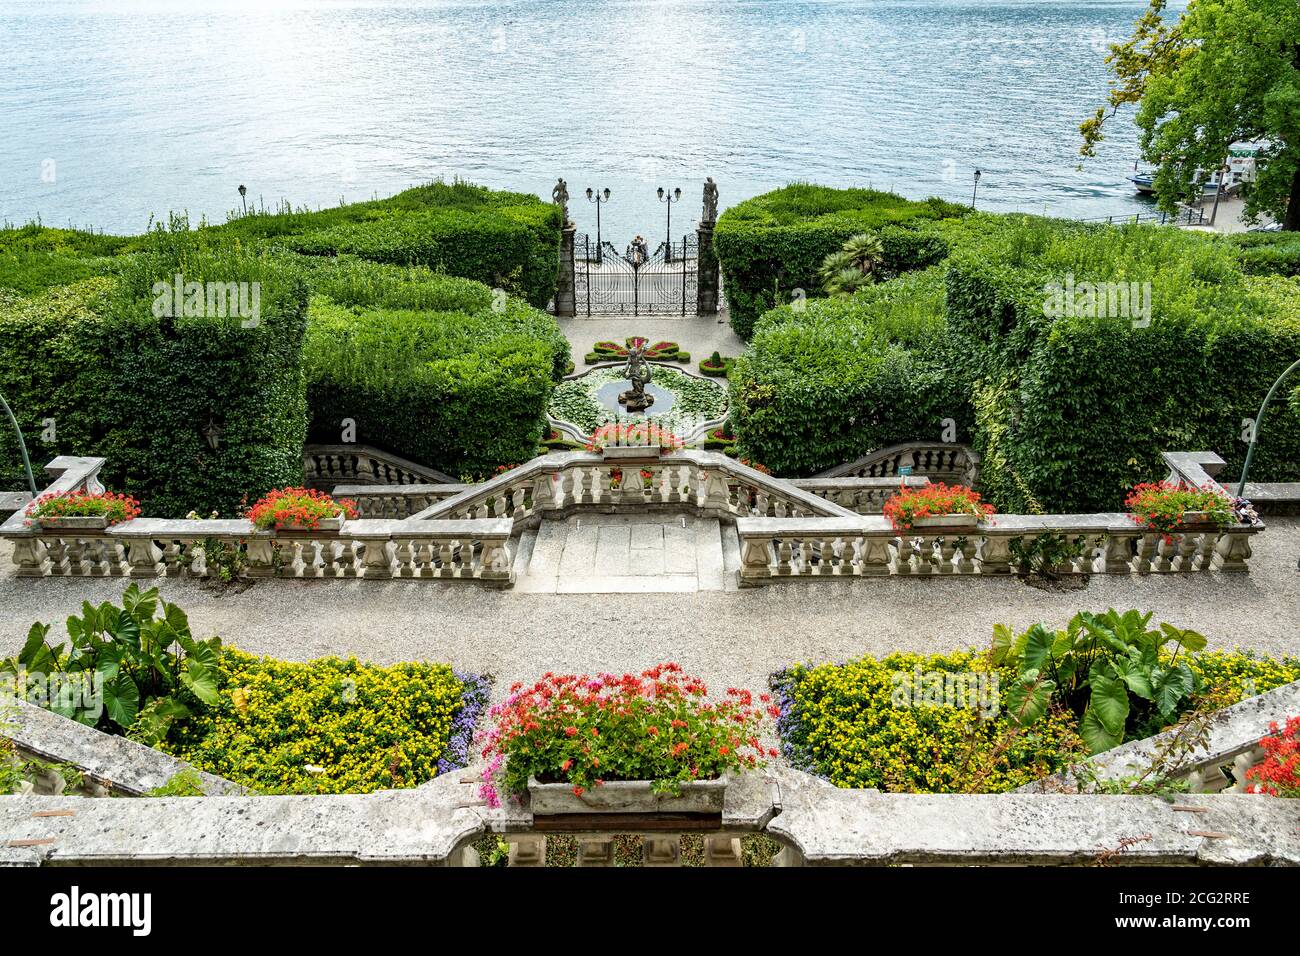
238,184,248,216
0,391,37,496
658,186,682,262
586,187,611,263
971,169,982,209
1237,357,1300,497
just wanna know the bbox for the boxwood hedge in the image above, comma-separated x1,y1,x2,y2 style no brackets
303,260,570,480
0,223,309,517
946,220,1300,511
729,268,973,475
713,184,968,338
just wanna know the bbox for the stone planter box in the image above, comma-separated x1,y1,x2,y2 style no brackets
603,445,664,462
905,513,981,531
1173,510,1225,531
36,515,111,531
272,515,346,533
528,775,728,815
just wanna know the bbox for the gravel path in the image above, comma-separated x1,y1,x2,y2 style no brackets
1,519,1296,701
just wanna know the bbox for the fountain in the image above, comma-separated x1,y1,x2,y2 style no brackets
618,339,654,412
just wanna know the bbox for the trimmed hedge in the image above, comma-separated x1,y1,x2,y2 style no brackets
772,647,1300,793
713,184,967,338
946,220,1300,511
729,268,973,475
0,224,308,517
1227,232,1300,277
304,260,570,480
218,181,561,309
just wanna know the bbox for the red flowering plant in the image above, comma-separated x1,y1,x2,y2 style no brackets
1244,716,1300,797
584,421,684,453
882,482,994,531
476,663,778,807
24,490,141,527
244,487,358,531
591,336,682,361
1125,481,1233,539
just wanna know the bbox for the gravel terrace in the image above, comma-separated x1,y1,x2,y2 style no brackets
0,518,1296,702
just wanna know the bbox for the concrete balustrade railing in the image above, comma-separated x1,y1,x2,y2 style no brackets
735,512,1263,585
2,458,514,586
814,441,980,484
409,449,859,524
304,443,456,491
332,483,469,519
788,476,929,514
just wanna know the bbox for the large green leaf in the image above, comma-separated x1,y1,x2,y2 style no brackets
1080,705,1124,754
179,661,220,706
1088,670,1130,736
1152,663,1195,718
1112,653,1154,700
1004,669,1055,726
1018,623,1056,673
121,583,159,624
103,674,140,729
16,623,55,674
990,623,1015,665
1159,622,1207,653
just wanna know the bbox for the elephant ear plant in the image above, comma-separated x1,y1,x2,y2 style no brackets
992,608,1206,754
0,584,223,746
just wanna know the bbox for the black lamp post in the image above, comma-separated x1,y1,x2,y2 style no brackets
657,186,682,262
971,169,982,209
238,184,248,216
586,187,611,263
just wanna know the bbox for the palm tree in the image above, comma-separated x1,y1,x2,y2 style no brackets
819,232,885,297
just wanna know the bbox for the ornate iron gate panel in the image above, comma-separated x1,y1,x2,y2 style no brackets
573,234,697,316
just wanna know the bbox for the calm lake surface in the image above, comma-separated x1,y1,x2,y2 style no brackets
0,0,1175,241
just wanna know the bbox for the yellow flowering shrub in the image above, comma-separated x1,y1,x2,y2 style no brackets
772,649,1300,794
159,649,487,794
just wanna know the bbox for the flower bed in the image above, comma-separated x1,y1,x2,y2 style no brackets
476,664,777,808
883,482,994,531
1125,481,1234,536
773,636,1300,793
1245,716,1300,797
24,490,140,527
698,351,735,378
584,336,691,365
245,487,358,531
161,650,489,794
549,364,728,436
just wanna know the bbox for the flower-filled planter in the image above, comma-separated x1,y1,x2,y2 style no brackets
25,490,141,530
1124,482,1233,537
698,351,734,378
245,487,358,533
883,482,994,532
476,663,777,814
584,421,684,453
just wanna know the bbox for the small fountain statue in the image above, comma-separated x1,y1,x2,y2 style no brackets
618,339,654,413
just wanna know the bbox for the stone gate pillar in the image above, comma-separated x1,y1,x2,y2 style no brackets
555,223,577,317
696,221,720,317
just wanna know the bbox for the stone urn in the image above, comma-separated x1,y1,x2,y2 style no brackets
527,775,728,815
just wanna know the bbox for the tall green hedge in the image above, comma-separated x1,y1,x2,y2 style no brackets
946,222,1300,512
215,181,561,309
729,269,973,475
713,184,968,338
0,225,309,517
303,260,569,480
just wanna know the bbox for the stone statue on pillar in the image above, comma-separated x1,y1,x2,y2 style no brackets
702,177,719,225
552,178,571,226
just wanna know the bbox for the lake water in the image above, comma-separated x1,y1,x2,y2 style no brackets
0,0,1173,242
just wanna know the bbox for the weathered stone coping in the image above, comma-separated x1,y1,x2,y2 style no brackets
3,766,1296,867
1020,679,1300,795
3,697,242,797
1163,450,1300,514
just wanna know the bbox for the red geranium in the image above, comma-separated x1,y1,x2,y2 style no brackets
245,487,358,531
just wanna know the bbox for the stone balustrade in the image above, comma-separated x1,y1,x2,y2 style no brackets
409,449,858,524
734,512,1264,584
303,443,456,491
789,476,929,514
814,441,980,484
331,483,469,519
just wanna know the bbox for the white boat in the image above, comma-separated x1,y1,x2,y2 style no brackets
1128,143,1260,196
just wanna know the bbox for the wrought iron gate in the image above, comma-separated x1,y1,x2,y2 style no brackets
573,234,698,316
